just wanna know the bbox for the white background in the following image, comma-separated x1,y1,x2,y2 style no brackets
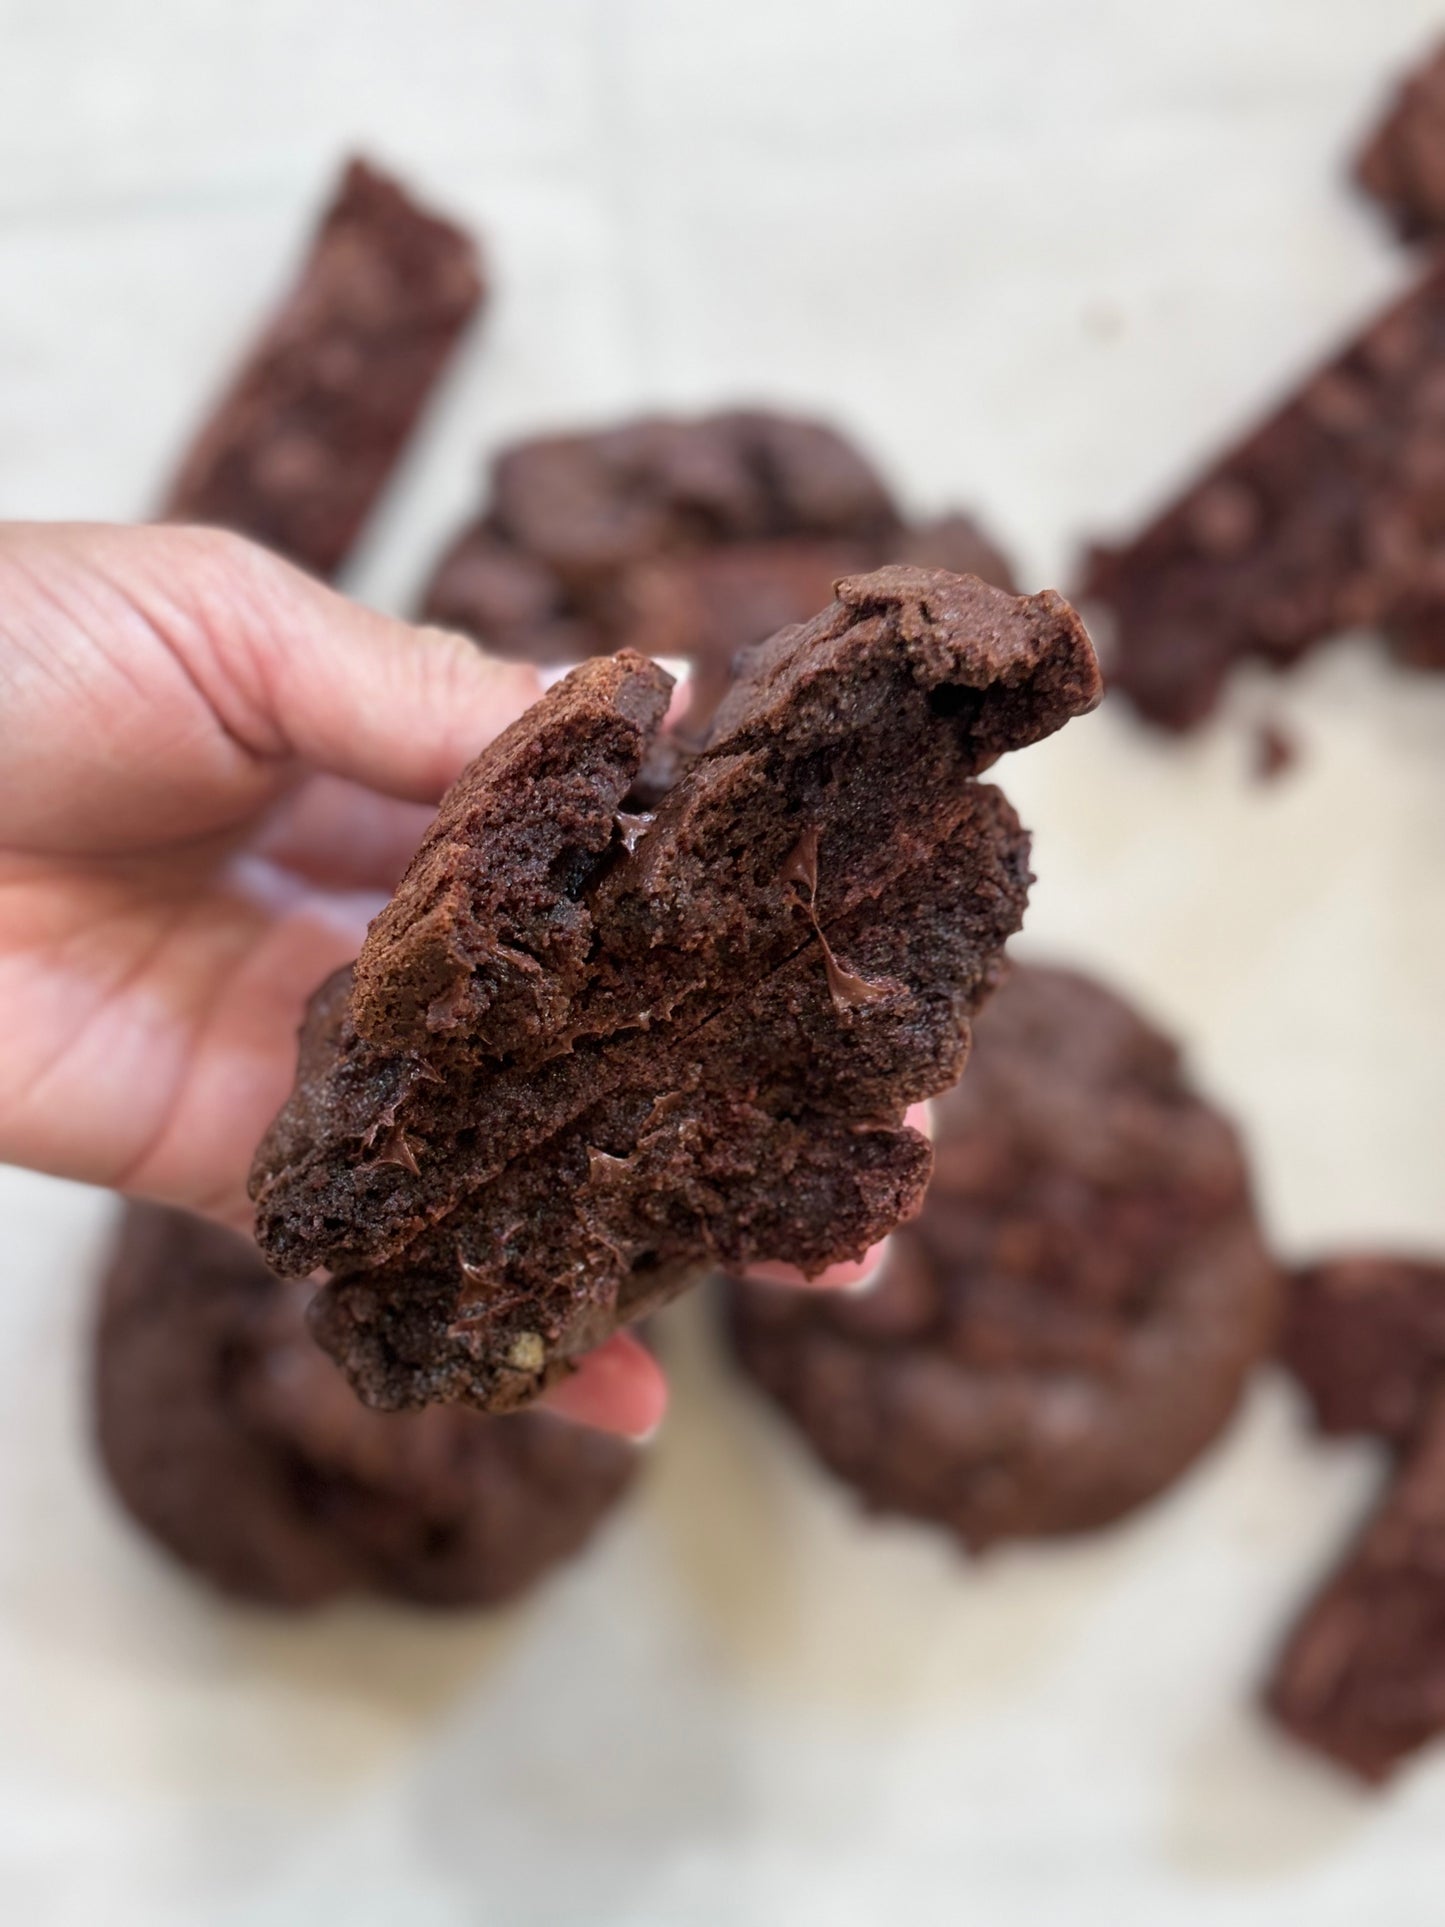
3,2,1445,1921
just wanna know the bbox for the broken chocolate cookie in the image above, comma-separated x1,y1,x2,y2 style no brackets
94,1204,634,1608
163,157,483,579
1357,39,1445,241
250,566,1100,1414
728,964,1279,1549
1265,1390,1445,1784
1281,1254,1445,1447
1264,1252,1445,1782
1082,257,1445,729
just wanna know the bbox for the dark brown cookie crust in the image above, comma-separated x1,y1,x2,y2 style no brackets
1357,41,1445,241
728,963,1279,1550
250,567,1100,1415
1082,257,1445,731
162,157,483,579
94,1204,634,1608
1265,1393,1445,1785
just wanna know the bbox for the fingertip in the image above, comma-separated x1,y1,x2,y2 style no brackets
538,1329,668,1440
741,1237,891,1293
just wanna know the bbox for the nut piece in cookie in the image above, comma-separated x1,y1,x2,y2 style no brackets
94,1205,634,1608
250,567,1100,1415
729,963,1280,1548
162,157,484,579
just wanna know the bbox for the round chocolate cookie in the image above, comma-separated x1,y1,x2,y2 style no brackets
728,963,1279,1549
94,1204,635,1607
420,410,1015,731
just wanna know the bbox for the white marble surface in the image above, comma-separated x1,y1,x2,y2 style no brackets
3,2,1445,1921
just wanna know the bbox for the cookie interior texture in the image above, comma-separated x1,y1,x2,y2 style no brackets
729,962,1280,1549
250,565,1100,1414
1082,255,1445,730
94,1204,635,1608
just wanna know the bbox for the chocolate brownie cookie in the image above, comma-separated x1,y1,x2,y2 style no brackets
1265,1392,1445,1784
163,158,483,579
1082,257,1445,730
728,964,1279,1549
250,566,1101,1414
1262,1253,1445,1781
94,1204,634,1608
1357,41,1445,241
419,410,1015,728
1280,1255,1445,1446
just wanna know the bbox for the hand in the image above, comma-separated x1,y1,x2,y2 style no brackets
0,523,923,1440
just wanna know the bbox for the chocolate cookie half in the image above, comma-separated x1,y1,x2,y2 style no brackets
728,964,1279,1549
94,1205,635,1608
250,567,1100,1414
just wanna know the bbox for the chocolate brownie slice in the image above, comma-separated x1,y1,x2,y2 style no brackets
1265,1393,1445,1784
250,566,1101,1413
1357,41,1445,241
94,1204,634,1608
1082,257,1445,729
162,157,483,579
728,964,1279,1548
1280,1255,1445,1446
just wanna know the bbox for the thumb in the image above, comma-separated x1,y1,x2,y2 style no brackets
0,522,541,857
153,525,543,804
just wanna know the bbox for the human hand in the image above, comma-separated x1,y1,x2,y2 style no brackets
0,523,927,1439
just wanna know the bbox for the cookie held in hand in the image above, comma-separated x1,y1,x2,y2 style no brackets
250,566,1101,1414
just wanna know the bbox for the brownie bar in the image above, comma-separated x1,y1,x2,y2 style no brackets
728,963,1279,1549
1082,257,1445,730
162,157,484,579
1280,1255,1445,1446
94,1204,634,1608
250,566,1101,1413
1357,40,1445,241
1265,1393,1445,1784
